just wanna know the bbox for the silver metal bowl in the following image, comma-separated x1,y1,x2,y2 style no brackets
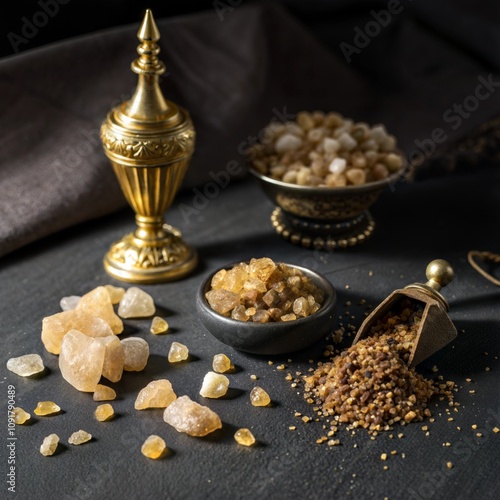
249,167,403,249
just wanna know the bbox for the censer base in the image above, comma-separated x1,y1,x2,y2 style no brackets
104,224,197,284
271,207,375,250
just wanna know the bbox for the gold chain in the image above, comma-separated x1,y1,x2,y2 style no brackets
467,250,500,286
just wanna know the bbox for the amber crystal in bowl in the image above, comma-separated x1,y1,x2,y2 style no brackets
196,262,336,355
249,167,403,250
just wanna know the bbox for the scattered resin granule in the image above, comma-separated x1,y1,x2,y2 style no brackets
7,354,45,377
212,354,233,373
95,404,115,422
150,316,169,334
104,285,125,304
12,407,30,425
163,396,222,437
68,430,92,445
250,387,271,407
168,342,189,363
40,434,59,456
135,379,177,409
93,384,117,401
199,372,229,398
118,287,155,319
121,337,150,371
141,435,167,459
234,428,256,446
34,401,61,416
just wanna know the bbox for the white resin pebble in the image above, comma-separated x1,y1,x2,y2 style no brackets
274,133,302,154
40,434,59,456
60,295,81,311
199,372,230,399
323,137,340,154
121,337,150,371
7,354,45,377
328,158,346,175
118,287,155,318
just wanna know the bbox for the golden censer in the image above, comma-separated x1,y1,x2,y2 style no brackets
100,10,197,283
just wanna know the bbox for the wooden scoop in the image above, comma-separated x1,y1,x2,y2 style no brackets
352,260,457,367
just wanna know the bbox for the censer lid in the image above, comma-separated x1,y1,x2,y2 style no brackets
110,9,184,131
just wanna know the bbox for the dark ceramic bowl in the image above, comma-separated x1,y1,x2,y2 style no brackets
196,262,337,355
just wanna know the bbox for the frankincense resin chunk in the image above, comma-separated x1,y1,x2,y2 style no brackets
7,354,44,377
250,387,271,407
100,335,124,383
212,354,233,373
40,434,59,456
163,395,222,437
205,289,240,315
59,330,106,392
150,316,169,334
93,384,117,402
95,404,115,422
104,285,125,304
12,407,30,424
76,286,123,334
141,435,167,459
168,342,189,363
34,401,61,416
135,380,177,410
118,287,155,319
121,337,149,371
234,428,256,446
42,310,113,355
68,430,92,445
199,372,229,399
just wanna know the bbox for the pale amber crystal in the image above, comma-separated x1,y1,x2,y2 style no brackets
12,407,30,424
34,401,61,416
234,428,256,446
250,387,271,407
95,404,115,422
141,435,167,459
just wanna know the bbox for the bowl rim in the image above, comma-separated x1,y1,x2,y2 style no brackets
248,165,405,195
197,261,336,328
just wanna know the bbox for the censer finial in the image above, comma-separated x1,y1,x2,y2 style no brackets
100,9,197,283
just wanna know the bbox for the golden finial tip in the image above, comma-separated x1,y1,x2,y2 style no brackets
138,9,160,42
425,259,454,290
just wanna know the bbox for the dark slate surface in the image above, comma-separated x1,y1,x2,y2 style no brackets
1,171,499,500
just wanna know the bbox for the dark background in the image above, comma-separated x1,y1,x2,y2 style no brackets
3,0,500,110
